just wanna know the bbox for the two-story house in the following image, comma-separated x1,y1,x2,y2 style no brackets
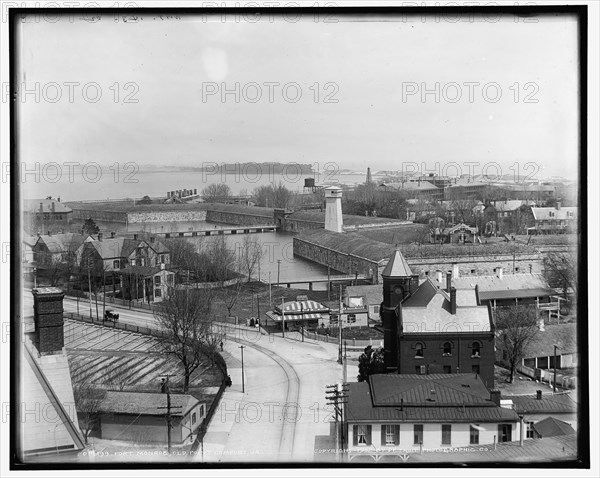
530,204,577,235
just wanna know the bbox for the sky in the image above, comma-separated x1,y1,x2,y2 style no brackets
16,11,580,180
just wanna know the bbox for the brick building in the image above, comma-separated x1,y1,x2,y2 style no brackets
380,251,495,388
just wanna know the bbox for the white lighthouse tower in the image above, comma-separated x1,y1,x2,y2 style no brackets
324,185,343,233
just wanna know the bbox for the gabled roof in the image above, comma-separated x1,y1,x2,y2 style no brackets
524,323,577,357
24,198,72,214
511,392,576,414
381,250,413,278
531,206,577,221
532,417,576,437
443,223,478,234
35,233,86,254
99,391,199,417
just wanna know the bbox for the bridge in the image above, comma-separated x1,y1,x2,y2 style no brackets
268,275,372,290
155,224,278,238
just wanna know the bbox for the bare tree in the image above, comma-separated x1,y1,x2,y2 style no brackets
153,287,215,392
495,304,539,383
542,251,577,301
73,382,106,445
238,235,263,282
201,183,232,202
208,236,236,287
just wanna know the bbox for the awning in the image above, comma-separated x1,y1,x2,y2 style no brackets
266,311,322,322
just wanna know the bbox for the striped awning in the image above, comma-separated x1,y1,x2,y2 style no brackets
267,311,322,322
274,300,330,315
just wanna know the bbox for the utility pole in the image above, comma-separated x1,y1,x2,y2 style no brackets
87,259,93,320
326,383,348,462
338,285,343,364
553,344,559,392
269,271,272,306
277,259,281,285
256,293,260,327
343,340,347,383
239,345,246,393
327,262,331,301
158,375,182,454
281,297,285,339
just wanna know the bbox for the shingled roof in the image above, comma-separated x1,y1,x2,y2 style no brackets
381,250,413,277
511,392,576,414
532,417,576,437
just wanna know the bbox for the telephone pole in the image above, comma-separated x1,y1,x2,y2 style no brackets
326,383,348,462
281,296,286,339
338,284,343,364
239,345,246,393
158,375,182,454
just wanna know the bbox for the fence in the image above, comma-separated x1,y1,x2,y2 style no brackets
189,378,228,455
302,329,382,348
517,363,577,390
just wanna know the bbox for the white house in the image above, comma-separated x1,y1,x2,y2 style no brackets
344,374,520,463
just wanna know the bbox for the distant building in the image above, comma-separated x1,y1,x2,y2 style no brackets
531,416,576,438
24,197,72,234
430,223,479,244
33,233,88,266
344,374,519,462
379,180,443,201
380,251,495,388
530,204,577,234
97,391,205,444
345,284,383,323
444,179,488,200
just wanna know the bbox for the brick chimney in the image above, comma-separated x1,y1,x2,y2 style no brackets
111,231,115,238
490,389,501,406
133,233,138,241
556,202,561,210
446,271,452,293
497,267,503,279
98,232,103,241
536,390,542,400
436,270,443,284
450,287,457,315
51,201,55,213
32,287,65,355
452,263,460,279
39,202,43,214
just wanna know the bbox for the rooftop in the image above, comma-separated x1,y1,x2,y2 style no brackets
99,391,199,417
532,206,577,221
523,323,577,357
288,210,407,227
24,198,73,214
346,374,519,424
532,417,576,437
510,392,577,414
400,280,491,334
381,250,413,277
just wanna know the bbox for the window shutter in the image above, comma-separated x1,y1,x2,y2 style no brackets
394,425,400,445
352,425,358,446
381,425,386,446
366,425,372,446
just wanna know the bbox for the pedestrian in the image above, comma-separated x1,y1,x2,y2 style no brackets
220,341,223,351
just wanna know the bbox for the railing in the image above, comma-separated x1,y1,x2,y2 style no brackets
302,328,382,348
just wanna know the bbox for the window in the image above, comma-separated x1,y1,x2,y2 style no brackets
113,259,120,269
415,365,427,375
443,342,452,356
167,274,174,285
549,211,554,217
472,342,481,358
353,425,371,446
526,421,535,439
515,267,520,272
154,275,161,286
199,404,205,416
470,425,480,445
472,364,480,374
347,314,356,324
471,269,476,274
498,424,512,442
130,259,136,266
443,365,452,374
442,424,452,445
373,306,380,314
155,289,161,298
415,342,424,358
413,424,423,445
192,412,197,425
140,258,146,266
330,314,338,326
382,424,399,446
